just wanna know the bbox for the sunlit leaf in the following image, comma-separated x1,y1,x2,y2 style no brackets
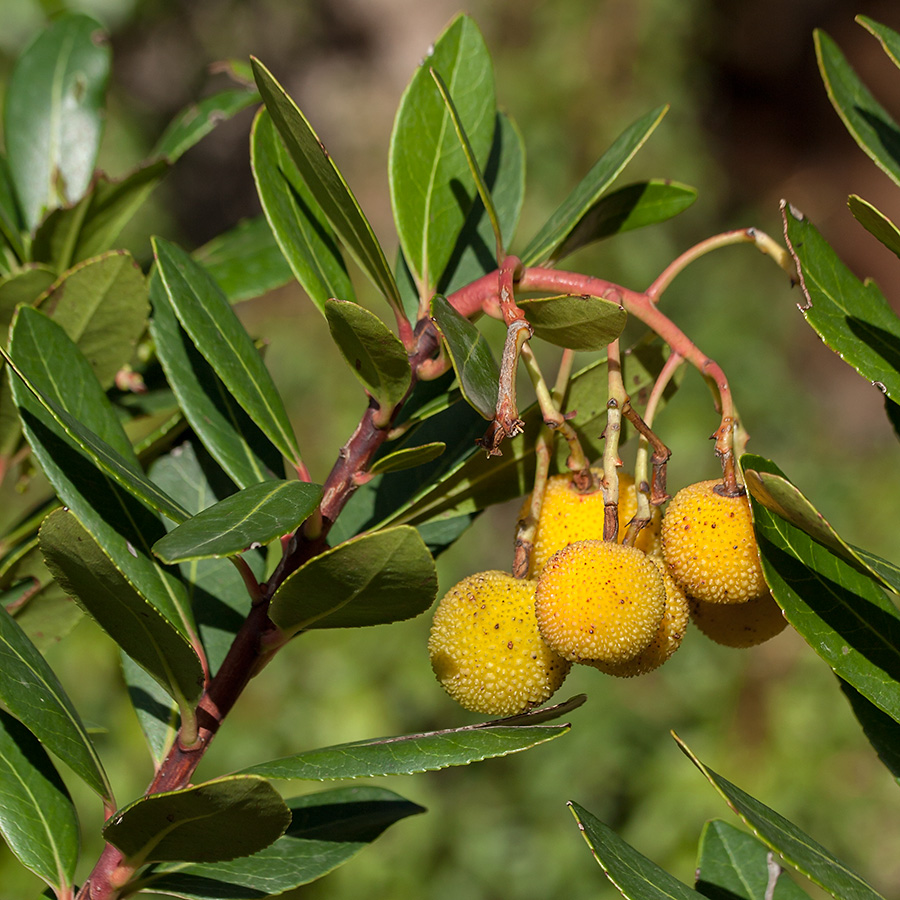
517,293,626,351
369,442,446,476
847,194,900,259
121,652,178,767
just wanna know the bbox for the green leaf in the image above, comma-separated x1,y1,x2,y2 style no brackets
145,787,424,899
252,58,403,314
103,775,290,865
745,457,900,723
430,294,500,419
783,206,900,402
697,819,813,900
517,293,627,351
243,723,570,780
858,17,900,69
251,109,354,313
0,154,25,262
389,15,495,297
0,708,79,895
839,678,900,784
153,236,302,467
847,194,900,259
0,265,56,338
149,273,283,488
32,160,169,269
41,508,205,705
815,29,900,186
194,215,295,304
4,308,190,524
520,105,669,266
547,180,697,263
152,89,261,163
324,299,411,413
439,111,526,296
742,455,895,592
121,652,178,767
268,525,436,636
676,734,887,900
35,250,149,389
0,603,111,801
369,442,446,475
567,801,697,899
5,14,111,232
153,480,322,563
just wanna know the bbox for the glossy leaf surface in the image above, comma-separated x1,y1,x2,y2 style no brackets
520,105,668,266
41,508,205,705
517,293,627,351
244,723,570,780
268,525,436,635
389,14,495,296
816,28,900,186
153,479,322,563
252,58,402,311
0,604,111,801
324,298,411,412
430,294,499,419
251,109,354,313
104,775,290,864
697,819,812,900
547,179,697,263
745,456,900,723
149,273,283,488
859,17,900,68
847,194,900,259
146,787,423,900
369,441,446,475
784,205,900,402
35,250,149,389
153,236,302,467
0,708,79,895
194,215,294,304
568,801,696,899
677,735,886,900
5,14,111,231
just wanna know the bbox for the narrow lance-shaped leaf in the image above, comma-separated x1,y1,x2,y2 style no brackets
153,236,302,468
675,734,887,900
815,28,900,187
0,709,80,896
324,299,411,416
268,525,436,636
0,154,25,261
839,678,900,784
103,775,290,865
430,294,500,420
520,105,669,266
369,442,446,476
783,205,900,402
5,14,111,232
153,480,323,564
121,652,179,768
144,787,424,900
41,508,205,706
251,109,354,313
847,194,900,259
0,604,112,802
252,58,404,315
149,272,283,489
567,801,698,900
389,14,496,297
859,17,900,70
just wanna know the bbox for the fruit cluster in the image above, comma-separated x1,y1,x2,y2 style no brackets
428,472,786,715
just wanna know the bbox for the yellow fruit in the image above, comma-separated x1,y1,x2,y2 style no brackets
690,591,787,648
534,541,666,664
428,571,570,716
588,558,689,677
525,470,660,576
661,479,768,604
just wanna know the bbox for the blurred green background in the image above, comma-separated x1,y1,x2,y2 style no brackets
3,0,900,897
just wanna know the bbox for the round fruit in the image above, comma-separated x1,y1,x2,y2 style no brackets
428,571,570,716
526,469,660,576
535,541,666,664
690,591,787,648
588,558,689,677
661,479,768,604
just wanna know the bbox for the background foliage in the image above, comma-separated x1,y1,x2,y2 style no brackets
3,1,900,898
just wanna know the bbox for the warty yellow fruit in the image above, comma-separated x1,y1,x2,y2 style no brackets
690,591,787,648
661,479,768,604
428,571,570,716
